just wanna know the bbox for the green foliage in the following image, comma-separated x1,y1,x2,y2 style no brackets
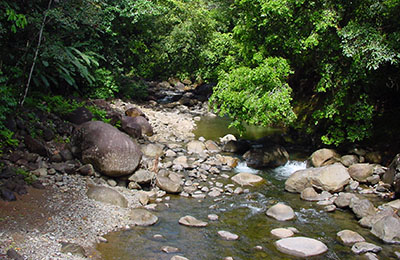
210,57,296,132
15,168,37,184
118,79,148,100
88,68,119,99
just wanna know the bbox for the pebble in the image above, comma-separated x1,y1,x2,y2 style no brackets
162,246,179,253
270,228,294,238
208,214,219,221
218,230,239,240
153,234,164,239
351,242,382,254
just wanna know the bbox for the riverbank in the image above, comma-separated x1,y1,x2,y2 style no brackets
0,98,202,260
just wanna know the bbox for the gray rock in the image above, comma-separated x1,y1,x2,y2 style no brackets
300,187,320,201
218,230,239,240
128,169,155,185
170,256,189,260
349,197,376,219
371,214,400,244
187,140,205,154
156,171,183,193
243,146,289,169
348,163,374,182
351,242,382,254
382,154,400,194
359,206,395,228
142,143,164,157
266,203,295,221
74,121,142,177
87,185,128,208
179,215,208,227
205,140,220,153
129,209,158,226
270,228,294,238
362,252,379,260
275,237,328,257
309,148,340,167
341,155,359,167
231,172,264,186
131,116,153,136
161,246,179,253
334,192,357,208
208,214,219,221
285,168,317,193
310,163,351,192
337,230,365,245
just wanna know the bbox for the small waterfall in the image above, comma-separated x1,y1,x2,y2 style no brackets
234,161,259,174
273,160,307,180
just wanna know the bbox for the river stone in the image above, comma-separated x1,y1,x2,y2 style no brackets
341,155,359,167
310,163,351,192
170,256,189,260
359,206,395,228
231,172,264,186
156,171,183,193
349,197,376,219
179,215,208,227
60,242,86,257
266,203,295,221
208,190,221,197
220,134,237,143
87,185,128,208
348,164,374,182
309,148,340,167
362,252,379,260
337,230,365,245
120,115,142,138
74,121,142,177
371,214,400,244
131,116,153,136
285,168,317,193
271,228,294,238
334,192,357,208
205,140,221,153
129,209,158,226
218,230,239,240
208,214,219,221
128,169,155,184
142,143,164,157
385,199,400,210
243,146,289,169
125,106,145,118
382,154,400,194
187,140,206,154
173,156,189,168
351,242,382,254
275,237,328,257
300,187,320,201
162,246,179,253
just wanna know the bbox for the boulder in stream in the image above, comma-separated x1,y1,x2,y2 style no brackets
348,163,374,182
337,230,365,246
129,208,158,226
179,215,208,227
308,148,340,167
371,214,400,244
266,203,295,221
275,237,328,257
243,146,289,169
156,170,183,193
231,172,264,186
87,185,128,208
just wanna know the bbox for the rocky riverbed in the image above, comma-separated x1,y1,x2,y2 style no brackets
1,80,400,259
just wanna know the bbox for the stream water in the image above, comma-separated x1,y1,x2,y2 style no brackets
97,116,399,259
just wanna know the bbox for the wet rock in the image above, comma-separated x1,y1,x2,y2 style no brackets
349,197,376,219
60,242,86,257
371,214,400,244
361,252,379,260
351,242,381,254
218,230,239,240
156,171,183,193
87,185,128,208
243,146,289,169
348,164,374,182
222,140,250,154
231,172,264,186
341,155,359,167
266,203,295,221
65,107,93,125
129,208,158,226
285,168,317,193
310,163,351,193
359,206,395,228
205,140,220,153
324,205,336,212
271,228,294,238
74,121,142,177
128,169,155,185
382,154,400,194
337,230,365,246
275,237,328,257
162,246,179,253
309,148,340,167
24,135,47,156
179,215,208,227
334,192,357,208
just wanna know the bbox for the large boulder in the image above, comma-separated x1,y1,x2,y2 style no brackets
309,163,351,192
349,197,376,219
348,163,374,182
231,172,264,186
120,115,142,138
371,214,400,244
382,154,400,194
275,237,328,257
285,168,318,193
156,171,183,193
243,146,289,169
128,169,155,185
74,121,142,177
87,185,128,208
309,148,340,167
131,116,154,136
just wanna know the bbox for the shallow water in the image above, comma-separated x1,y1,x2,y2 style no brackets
97,116,400,259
